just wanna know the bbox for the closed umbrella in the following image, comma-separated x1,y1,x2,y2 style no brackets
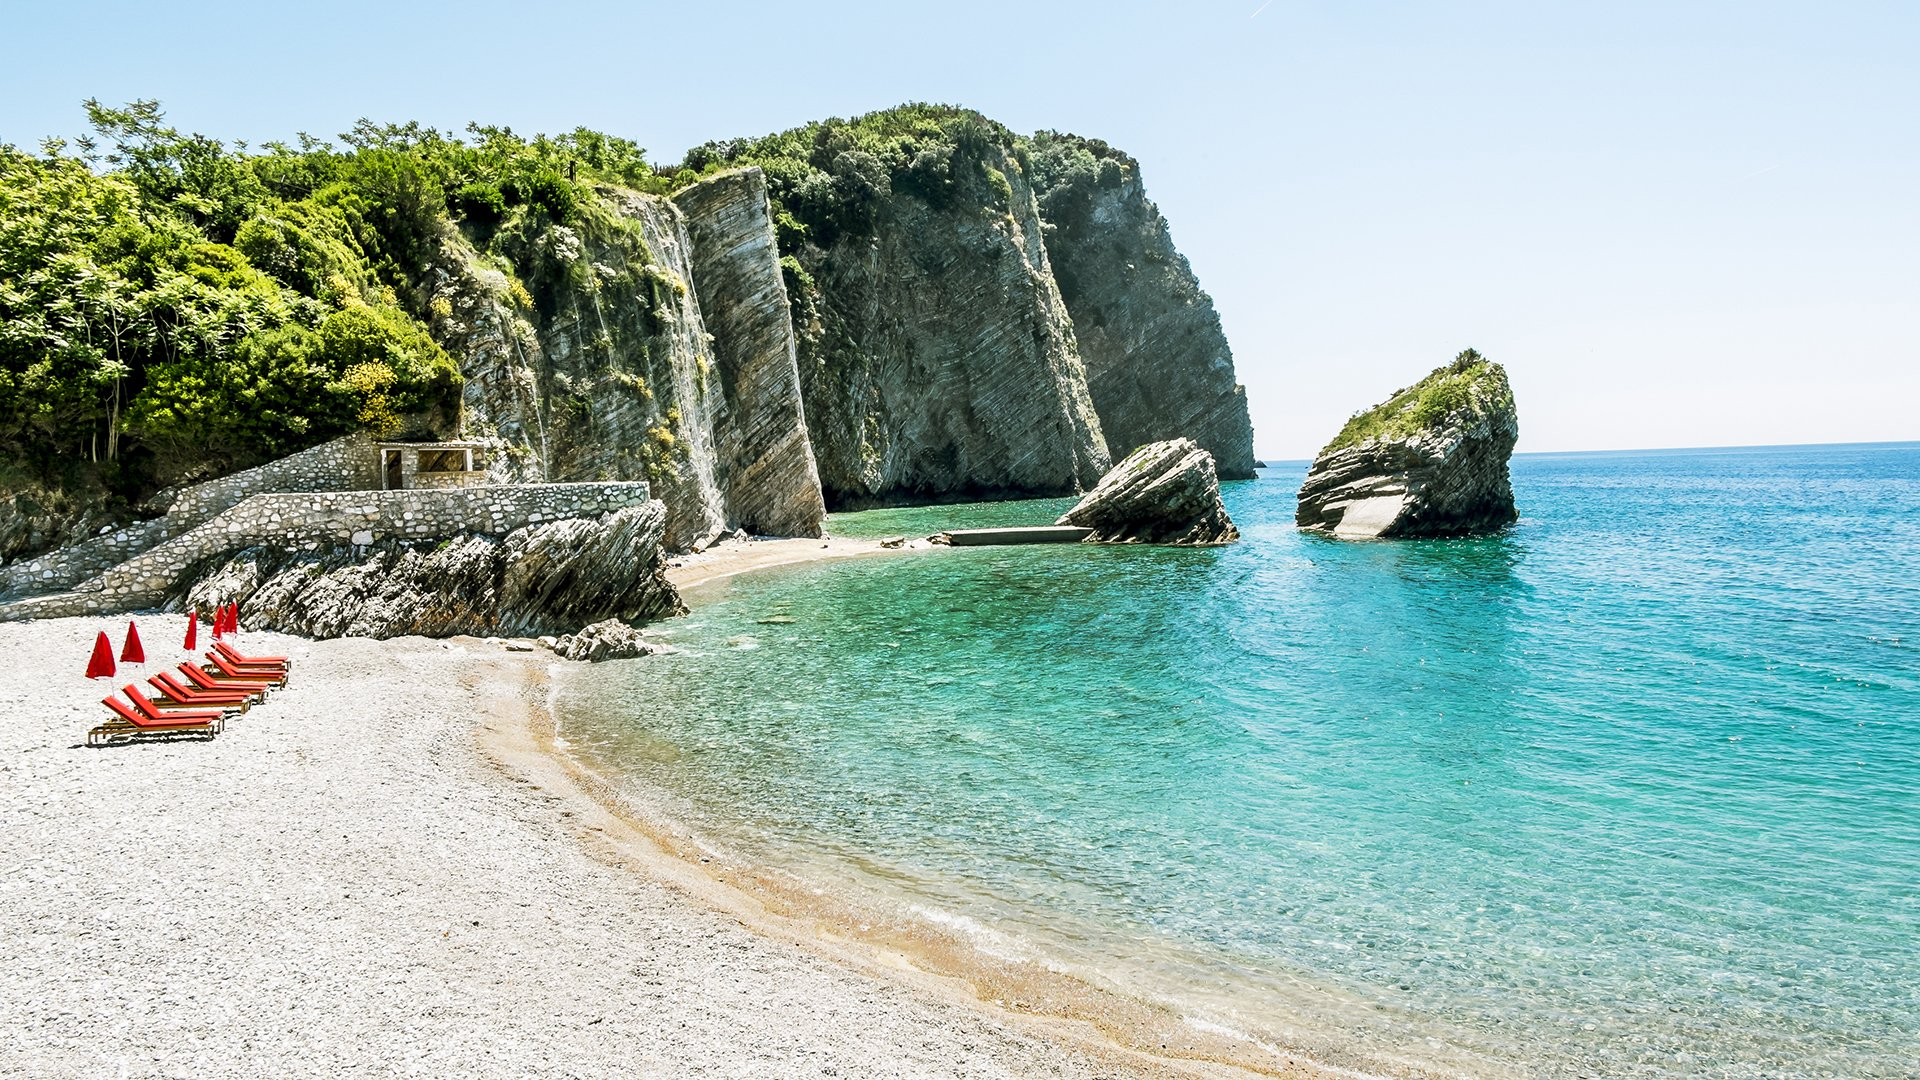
120,620,145,664
86,632,116,680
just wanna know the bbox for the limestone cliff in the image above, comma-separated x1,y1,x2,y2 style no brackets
774,136,1112,507
1026,133,1257,480
420,195,731,549
672,170,827,537
1296,352,1519,539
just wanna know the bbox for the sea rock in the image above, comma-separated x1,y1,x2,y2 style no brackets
1055,438,1238,545
1026,133,1258,479
173,503,686,639
1296,351,1519,539
550,619,656,662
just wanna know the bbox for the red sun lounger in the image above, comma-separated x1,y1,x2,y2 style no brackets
89,695,223,747
154,669,263,704
214,642,294,672
205,651,288,688
147,672,253,714
178,663,277,697
122,685,230,725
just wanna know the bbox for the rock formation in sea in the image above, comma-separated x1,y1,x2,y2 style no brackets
175,503,684,639
774,130,1112,508
1026,133,1258,480
1056,438,1239,545
1296,351,1519,539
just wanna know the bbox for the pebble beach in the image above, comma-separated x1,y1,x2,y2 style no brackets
0,615,1252,1079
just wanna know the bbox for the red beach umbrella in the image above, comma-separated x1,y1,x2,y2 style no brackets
229,603,241,636
120,620,145,664
86,632,116,679
184,611,198,651
211,605,226,641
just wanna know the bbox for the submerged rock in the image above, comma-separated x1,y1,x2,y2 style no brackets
550,619,656,662
1055,438,1238,545
1296,351,1518,539
175,503,686,639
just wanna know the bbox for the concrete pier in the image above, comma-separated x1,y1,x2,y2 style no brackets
938,526,1092,546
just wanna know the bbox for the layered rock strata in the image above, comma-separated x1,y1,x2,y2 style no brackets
1056,438,1238,545
1296,353,1519,539
1027,134,1257,479
784,141,1111,507
176,503,684,639
0,481,656,622
673,170,826,537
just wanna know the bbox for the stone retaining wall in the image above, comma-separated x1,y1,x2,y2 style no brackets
0,434,384,601
0,481,651,620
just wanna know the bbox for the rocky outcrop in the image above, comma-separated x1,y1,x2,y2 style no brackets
673,170,827,537
175,503,684,639
1026,133,1257,479
1056,438,1238,545
550,618,658,662
783,138,1111,508
1296,352,1518,539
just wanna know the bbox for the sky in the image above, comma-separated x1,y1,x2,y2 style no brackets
4,1,1915,458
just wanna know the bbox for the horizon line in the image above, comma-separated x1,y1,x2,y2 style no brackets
1253,437,1919,466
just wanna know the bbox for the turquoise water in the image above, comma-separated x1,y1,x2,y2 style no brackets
555,443,1920,1077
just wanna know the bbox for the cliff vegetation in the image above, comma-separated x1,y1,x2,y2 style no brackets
1322,350,1513,454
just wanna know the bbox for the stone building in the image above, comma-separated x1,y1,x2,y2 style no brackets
374,441,490,490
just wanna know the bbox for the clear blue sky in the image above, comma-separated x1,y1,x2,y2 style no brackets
5,1,1914,457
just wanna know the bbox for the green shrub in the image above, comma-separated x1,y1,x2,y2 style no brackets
452,181,506,223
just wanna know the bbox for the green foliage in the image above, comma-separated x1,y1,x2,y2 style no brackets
681,103,1020,249
512,169,578,224
1322,350,1513,454
1022,130,1134,230
452,181,506,223
128,302,460,472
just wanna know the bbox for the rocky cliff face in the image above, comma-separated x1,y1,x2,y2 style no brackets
1057,438,1238,545
782,140,1112,508
175,503,684,639
421,194,733,549
1296,353,1518,539
673,170,827,537
1027,134,1257,480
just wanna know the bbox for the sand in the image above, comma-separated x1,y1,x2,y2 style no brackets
0,606,1296,1079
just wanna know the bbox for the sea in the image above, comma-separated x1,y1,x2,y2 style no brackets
552,442,1920,1078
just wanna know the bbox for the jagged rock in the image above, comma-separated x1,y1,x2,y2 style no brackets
174,503,685,639
550,619,656,662
1296,352,1518,539
1026,133,1257,479
1055,438,1238,545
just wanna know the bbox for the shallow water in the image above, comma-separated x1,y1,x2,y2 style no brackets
556,443,1920,1077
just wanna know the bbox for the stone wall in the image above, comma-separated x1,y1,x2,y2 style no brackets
0,481,651,620
0,433,383,602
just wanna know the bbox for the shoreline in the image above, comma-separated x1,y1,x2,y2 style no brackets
0,616,1249,1078
518,537,1420,1079
479,655,1316,1080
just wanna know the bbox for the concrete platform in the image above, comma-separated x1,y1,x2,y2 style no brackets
938,526,1093,546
